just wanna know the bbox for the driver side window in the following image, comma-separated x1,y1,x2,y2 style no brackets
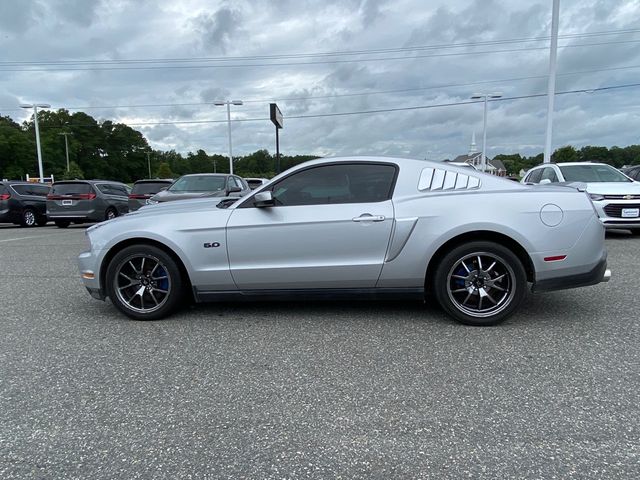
267,163,396,207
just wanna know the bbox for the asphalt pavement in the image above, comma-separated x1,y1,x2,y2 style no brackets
0,224,638,479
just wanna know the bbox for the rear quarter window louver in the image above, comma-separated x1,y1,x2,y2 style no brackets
418,168,481,191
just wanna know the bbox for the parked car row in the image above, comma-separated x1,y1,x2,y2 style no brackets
0,174,262,228
522,162,640,234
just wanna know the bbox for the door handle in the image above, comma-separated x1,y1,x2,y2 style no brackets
352,214,385,222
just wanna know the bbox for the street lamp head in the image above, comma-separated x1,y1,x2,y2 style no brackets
470,94,483,100
213,101,226,106
231,100,243,106
20,103,51,109
489,93,503,99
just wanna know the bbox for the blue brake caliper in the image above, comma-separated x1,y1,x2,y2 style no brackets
453,267,467,288
155,266,169,290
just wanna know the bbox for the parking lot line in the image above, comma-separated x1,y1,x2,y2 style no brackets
0,231,81,244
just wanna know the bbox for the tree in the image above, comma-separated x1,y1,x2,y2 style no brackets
552,145,578,163
61,161,85,180
155,162,174,179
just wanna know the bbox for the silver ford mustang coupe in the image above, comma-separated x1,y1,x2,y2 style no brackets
78,156,610,326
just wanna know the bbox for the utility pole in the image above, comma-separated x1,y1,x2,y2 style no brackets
58,132,73,172
146,151,152,178
544,0,560,163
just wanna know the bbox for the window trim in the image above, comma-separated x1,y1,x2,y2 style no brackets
237,161,400,209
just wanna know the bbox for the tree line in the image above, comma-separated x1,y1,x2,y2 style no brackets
2,109,640,181
0,110,317,182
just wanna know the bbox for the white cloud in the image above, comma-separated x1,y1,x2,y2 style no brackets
1,0,639,160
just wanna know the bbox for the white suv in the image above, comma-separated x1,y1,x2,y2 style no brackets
522,162,640,234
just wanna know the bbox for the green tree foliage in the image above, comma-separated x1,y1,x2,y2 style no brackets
61,161,85,180
155,162,174,179
3,109,640,182
552,145,578,163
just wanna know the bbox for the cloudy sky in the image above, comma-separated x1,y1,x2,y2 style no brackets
1,0,639,160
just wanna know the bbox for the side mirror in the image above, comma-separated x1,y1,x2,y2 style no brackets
159,186,168,191
254,190,275,207
227,186,242,195
539,179,552,185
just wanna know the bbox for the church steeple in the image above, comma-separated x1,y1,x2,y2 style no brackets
469,131,477,155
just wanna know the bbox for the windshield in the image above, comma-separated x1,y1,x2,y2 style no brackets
559,164,631,183
169,175,226,192
132,181,172,195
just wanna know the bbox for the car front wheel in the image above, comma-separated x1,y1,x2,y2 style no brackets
105,245,184,320
433,241,527,326
21,208,37,227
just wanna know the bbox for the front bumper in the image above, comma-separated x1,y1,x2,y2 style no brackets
593,200,640,229
532,253,610,292
78,249,105,300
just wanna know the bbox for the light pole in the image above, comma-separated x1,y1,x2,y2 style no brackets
58,132,73,172
214,100,243,175
20,103,51,182
146,151,152,178
470,93,502,172
543,0,561,163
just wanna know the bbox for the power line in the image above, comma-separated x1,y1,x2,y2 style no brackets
2,27,639,66
2,39,640,72
4,62,640,113
33,81,640,129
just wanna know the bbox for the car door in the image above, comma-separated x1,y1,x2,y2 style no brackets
226,162,397,290
111,184,130,213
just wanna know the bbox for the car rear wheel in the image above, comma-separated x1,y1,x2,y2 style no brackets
105,208,117,220
36,217,48,227
20,209,37,227
54,220,70,228
433,241,527,326
105,245,184,320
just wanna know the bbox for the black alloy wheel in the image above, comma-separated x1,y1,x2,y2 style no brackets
105,244,184,320
433,241,527,326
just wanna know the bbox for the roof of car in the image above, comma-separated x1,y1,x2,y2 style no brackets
553,162,611,167
179,173,231,177
53,179,126,184
133,178,174,183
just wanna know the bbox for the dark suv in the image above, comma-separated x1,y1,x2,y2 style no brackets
47,180,130,228
128,179,173,212
0,181,50,227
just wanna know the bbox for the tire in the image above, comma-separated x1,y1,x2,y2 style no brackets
105,208,118,221
105,244,184,320
36,217,48,227
433,241,527,326
20,208,37,227
630,229,640,236
54,220,70,228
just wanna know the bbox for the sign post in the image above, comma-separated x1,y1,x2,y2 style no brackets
270,103,283,174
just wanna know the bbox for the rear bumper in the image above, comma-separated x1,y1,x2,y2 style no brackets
532,253,610,292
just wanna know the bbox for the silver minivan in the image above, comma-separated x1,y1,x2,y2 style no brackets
47,180,130,228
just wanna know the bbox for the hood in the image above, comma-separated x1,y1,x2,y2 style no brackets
127,196,235,218
150,189,226,202
583,181,640,195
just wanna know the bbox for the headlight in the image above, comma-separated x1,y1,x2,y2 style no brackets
146,199,158,205
589,193,605,201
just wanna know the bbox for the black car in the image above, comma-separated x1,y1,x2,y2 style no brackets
0,181,50,227
128,179,173,212
622,166,640,181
